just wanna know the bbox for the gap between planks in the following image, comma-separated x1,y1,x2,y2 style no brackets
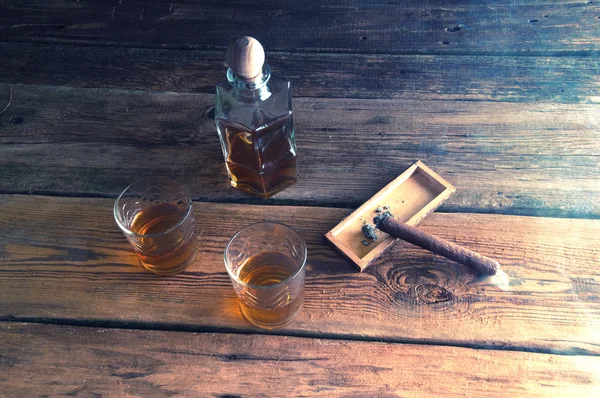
2,37,600,57
2,316,599,358
3,39,600,60
0,191,595,220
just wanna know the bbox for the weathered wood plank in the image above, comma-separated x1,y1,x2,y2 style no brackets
2,322,599,397
1,84,599,216
2,42,600,103
1,195,599,353
1,0,600,55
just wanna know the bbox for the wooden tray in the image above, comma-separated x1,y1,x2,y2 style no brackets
325,161,455,271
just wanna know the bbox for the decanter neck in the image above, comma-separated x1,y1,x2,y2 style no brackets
227,63,272,101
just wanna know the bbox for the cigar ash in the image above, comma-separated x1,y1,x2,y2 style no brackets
361,205,394,244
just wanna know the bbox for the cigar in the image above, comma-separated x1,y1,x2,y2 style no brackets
373,212,499,276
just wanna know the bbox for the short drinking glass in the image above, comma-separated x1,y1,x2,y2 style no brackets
114,176,197,276
225,222,307,329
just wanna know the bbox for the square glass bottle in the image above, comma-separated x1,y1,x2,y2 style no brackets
215,37,298,198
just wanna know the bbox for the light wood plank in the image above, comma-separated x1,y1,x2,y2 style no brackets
2,42,600,103
1,195,599,353
1,84,599,216
1,1,600,55
2,322,599,397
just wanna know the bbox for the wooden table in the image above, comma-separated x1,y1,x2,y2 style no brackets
1,1,600,396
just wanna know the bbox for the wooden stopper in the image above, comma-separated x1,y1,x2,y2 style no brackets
226,36,265,80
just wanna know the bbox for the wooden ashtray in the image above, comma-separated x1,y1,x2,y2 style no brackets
325,161,455,271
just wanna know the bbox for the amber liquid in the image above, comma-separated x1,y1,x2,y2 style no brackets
130,203,197,276
217,114,298,198
237,252,304,329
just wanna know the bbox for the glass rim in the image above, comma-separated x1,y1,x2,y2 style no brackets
224,221,307,290
113,175,193,239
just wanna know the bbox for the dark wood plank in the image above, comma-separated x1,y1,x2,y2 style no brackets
1,195,599,354
1,84,599,216
2,42,600,103
2,322,599,397
1,1,600,55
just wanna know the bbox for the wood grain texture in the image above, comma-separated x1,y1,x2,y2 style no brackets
1,1,600,55
1,84,599,216
1,195,599,354
2,322,600,397
2,42,600,103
